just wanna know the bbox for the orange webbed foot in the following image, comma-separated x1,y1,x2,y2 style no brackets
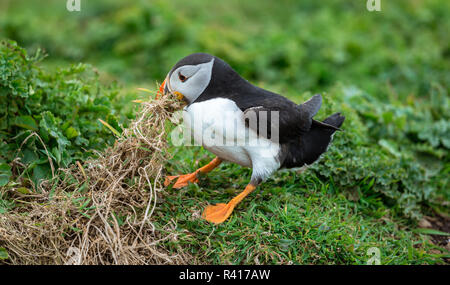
164,172,199,189
201,183,257,224
164,157,222,189
202,203,236,224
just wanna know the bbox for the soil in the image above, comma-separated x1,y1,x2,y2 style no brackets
422,213,450,263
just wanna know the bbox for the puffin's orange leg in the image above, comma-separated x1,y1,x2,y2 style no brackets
164,157,222,189
202,183,256,224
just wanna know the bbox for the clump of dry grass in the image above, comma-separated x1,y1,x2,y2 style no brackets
0,91,189,265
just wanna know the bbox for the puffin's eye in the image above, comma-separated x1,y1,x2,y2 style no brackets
178,72,187,82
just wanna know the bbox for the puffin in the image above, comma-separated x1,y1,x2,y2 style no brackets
160,53,345,224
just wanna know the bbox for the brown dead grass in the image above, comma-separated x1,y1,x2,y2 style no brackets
0,92,190,264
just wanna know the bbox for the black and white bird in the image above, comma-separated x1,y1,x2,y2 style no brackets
161,53,345,224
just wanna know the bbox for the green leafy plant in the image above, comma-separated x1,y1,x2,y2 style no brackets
304,84,449,220
0,40,121,188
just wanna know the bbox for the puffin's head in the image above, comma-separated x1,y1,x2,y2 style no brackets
159,53,215,105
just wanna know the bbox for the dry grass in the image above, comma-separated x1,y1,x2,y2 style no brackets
0,92,190,264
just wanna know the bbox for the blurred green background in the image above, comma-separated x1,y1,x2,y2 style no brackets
0,0,449,264
1,0,448,96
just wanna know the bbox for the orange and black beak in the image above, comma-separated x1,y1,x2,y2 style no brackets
155,78,167,99
156,75,184,101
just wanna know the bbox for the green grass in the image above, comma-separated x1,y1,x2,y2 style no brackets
150,147,447,264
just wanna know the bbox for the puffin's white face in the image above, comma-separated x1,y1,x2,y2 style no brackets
166,58,214,104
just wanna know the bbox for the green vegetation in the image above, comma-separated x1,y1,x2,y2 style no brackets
0,41,122,188
0,0,449,264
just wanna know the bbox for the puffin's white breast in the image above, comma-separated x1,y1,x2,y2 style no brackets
183,98,280,178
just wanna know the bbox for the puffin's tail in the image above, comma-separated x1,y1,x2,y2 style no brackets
311,112,345,131
280,112,345,168
297,112,345,165
298,94,344,131
321,112,345,130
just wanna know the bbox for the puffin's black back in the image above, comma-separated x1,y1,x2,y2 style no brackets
174,53,308,125
194,55,317,143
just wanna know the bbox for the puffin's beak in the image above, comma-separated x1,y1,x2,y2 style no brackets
156,75,184,101
156,79,167,99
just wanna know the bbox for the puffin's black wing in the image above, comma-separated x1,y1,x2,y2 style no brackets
241,94,324,143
